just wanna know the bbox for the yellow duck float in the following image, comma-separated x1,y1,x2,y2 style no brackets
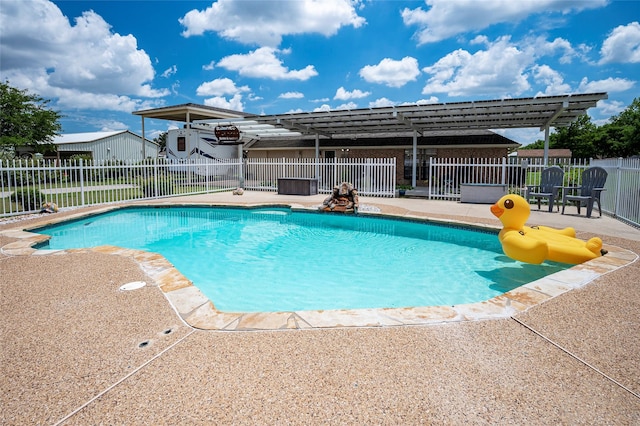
490,194,606,265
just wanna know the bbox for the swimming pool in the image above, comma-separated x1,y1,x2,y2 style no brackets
33,206,569,312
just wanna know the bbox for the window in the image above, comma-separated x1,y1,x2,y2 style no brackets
404,149,436,180
177,136,186,152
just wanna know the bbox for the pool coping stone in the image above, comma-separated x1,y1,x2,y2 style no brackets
1,202,636,331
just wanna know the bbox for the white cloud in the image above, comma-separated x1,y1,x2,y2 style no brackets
369,98,395,108
420,31,626,99
279,92,304,99
577,77,636,93
359,57,420,88
401,0,607,45
336,102,358,110
421,36,531,97
470,35,490,46
0,0,167,111
217,47,318,80
599,22,640,64
532,64,571,96
196,78,249,96
415,96,440,104
495,128,545,145
596,99,626,118
180,0,365,46
369,98,396,108
202,61,216,71
96,119,128,132
334,86,370,100
138,84,170,98
53,87,165,112
161,65,177,78
313,104,332,112
203,94,244,111
525,37,577,64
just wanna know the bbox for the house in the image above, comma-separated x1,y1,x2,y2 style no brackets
49,130,159,161
510,149,573,165
247,129,519,182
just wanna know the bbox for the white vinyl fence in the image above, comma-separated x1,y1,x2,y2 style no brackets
425,156,638,227
2,156,638,228
426,157,590,200
244,157,396,197
0,158,241,217
0,157,396,217
591,157,640,227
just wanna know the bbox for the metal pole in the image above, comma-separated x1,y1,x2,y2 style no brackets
543,126,550,167
315,133,320,180
412,130,417,188
238,144,244,188
141,116,146,159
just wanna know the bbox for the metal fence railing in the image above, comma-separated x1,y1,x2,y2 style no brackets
425,157,591,200
0,157,396,217
591,157,640,227
2,156,638,228
0,158,241,217
243,157,396,197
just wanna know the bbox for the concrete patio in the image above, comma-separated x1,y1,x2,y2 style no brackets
1,192,638,424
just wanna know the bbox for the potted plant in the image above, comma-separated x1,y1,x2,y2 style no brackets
396,184,412,196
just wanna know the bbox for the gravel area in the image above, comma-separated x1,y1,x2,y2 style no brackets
1,196,638,424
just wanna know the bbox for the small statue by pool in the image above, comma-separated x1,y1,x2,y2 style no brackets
40,202,58,214
321,182,359,213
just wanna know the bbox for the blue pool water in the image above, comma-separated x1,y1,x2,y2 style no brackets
33,207,569,312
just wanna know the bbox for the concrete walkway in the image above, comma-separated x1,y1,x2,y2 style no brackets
1,193,638,424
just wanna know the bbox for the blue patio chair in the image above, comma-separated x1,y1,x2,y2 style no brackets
561,166,608,218
525,166,564,212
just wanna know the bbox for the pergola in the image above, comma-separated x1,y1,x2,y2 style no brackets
133,93,607,186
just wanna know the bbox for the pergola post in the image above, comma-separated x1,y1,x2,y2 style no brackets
140,116,146,159
412,130,417,188
237,144,244,188
543,126,550,167
315,133,320,179
186,111,191,159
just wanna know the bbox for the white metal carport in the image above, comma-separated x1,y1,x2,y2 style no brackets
133,93,607,186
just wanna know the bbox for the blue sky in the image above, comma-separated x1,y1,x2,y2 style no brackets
1,0,639,145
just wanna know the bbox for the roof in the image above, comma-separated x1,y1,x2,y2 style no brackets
132,93,607,139
132,103,252,122
516,149,572,158
52,130,153,145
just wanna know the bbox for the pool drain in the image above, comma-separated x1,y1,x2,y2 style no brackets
119,281,146,291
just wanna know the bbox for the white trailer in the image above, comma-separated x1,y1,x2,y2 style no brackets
165,125,241,176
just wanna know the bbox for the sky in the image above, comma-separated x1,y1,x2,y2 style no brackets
1,0,639,145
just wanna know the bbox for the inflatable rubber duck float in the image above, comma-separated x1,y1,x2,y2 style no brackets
490,194,606,265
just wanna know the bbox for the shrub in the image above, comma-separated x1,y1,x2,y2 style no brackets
10,188,42,211
139,177,174,197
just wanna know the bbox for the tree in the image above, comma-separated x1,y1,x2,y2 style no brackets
520,114,597,158
0,81,62,155
519,139,546,150
522,98,640,159
521,114,600,158
154,131,167,151
600,97,640,157
552,114,598,159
